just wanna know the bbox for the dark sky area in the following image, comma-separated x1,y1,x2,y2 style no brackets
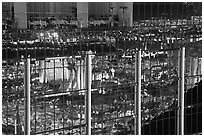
133,2,201,20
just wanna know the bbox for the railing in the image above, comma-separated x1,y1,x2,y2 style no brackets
2,44,202,135
2,16,202,134
2,2,202,134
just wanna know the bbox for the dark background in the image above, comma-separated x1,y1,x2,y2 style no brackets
133,2,202,20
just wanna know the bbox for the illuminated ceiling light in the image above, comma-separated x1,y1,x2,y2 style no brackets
52,32,59,38
40,33,44,37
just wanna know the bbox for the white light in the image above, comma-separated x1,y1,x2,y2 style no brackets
40,33,44,37
52,32,58,38
47,32,51,38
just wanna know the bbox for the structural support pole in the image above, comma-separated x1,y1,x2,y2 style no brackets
77,2,88,28
177,47,185,135
14,2,27,29
85,51,92,135
24,58,30,135
134,49,141,135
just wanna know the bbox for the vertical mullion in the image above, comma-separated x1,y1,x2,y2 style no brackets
85,51,92,135
79,58,82,134
33,57,37,135
42,33,47,134
24,57,30,135
53,59,56,135
15,53,19,135
71,59,74,134
43,59,46,134
177,47,185,135
134,49,141,135
149,50,152,135
62,58,65,135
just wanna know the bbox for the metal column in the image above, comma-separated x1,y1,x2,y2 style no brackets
85,51,92,135
177,47,185,135
14,2,27,29
134,49,141,135
24,58,30,135
77,2,88,28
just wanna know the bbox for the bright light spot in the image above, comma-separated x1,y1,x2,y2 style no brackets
47,32,51,38
52,32,58,38
40,33,44,37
